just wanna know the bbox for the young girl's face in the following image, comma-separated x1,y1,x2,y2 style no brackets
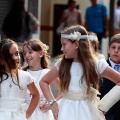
61,38,78,60
4,44,20,71
23,45,42,69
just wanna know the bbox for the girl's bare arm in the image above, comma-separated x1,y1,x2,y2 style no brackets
26,82,40,119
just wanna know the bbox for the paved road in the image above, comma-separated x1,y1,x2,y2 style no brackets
50,57,59,98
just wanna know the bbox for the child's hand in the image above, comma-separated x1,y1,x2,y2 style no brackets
102,111,106,115
40,103,50,112
26,111,31,119
99,109,106,115
51,102,59,120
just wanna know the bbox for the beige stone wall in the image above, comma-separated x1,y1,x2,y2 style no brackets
40,0,51,45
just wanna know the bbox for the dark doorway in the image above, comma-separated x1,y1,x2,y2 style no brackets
53,4,79,57
53,4,67,57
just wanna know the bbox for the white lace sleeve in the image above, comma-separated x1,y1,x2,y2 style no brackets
26,72,34,85
18,70,34,86
55,58,62,70
95,59,108,74
98,85,120,112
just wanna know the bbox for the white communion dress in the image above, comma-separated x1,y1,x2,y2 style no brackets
55,59,108,120
25,69,54,120
0,70,34,120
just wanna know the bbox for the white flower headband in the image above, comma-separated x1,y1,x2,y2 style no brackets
88,35,98,41
61,31,88,41
43,44,49,51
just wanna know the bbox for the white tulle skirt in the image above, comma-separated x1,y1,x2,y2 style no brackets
29,107,54,120
0,98,26,120
58,91,105,120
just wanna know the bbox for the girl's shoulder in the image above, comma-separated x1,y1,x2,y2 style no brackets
98,53,105,60
41,68,50,74
18,69,30,76
95,59,109,74
18,69,34,85
39,68,50,78
95,59,107,65
18,69,34,80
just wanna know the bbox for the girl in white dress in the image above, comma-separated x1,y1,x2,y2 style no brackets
22,39,61,120
0,39,40,120
40,25,120,120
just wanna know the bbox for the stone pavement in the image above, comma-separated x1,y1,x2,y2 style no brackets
49,57,59,98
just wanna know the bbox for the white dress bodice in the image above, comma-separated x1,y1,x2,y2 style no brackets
55,59,108,92
68,62,84,91
0,69,33,99
0,70,34,120
26,69,50,106
55,59,108,120
26,68,54,120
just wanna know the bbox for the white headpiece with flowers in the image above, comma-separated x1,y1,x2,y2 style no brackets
88,35,98,41
61,31,88,41
43,44,49,51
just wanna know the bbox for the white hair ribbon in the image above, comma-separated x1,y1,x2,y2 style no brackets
88,35,98,41
61,31,88,41
43,44,49,50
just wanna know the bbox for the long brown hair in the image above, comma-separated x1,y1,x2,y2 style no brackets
0,39,22,89
59,25,99,93
22,39,50,71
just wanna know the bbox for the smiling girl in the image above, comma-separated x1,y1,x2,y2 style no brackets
0,39,40,120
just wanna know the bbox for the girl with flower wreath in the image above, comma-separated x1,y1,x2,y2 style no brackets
40,25,120,120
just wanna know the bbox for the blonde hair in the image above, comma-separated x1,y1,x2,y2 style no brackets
59,25,99,94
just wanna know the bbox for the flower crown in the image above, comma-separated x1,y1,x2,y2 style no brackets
61,31,88,41
43,44,49,51
88,35,98,41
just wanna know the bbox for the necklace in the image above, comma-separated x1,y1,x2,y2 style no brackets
4,72,13,88
28,69,42,97
28,69,42,84
9,74,14,88
35,70,42,84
